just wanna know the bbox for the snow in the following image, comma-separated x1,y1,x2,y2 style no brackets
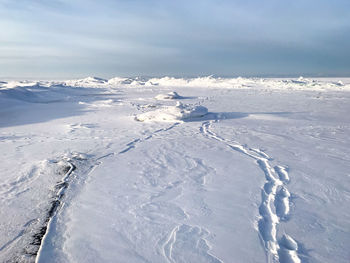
64,77,107,87
155,91,183,100
135,102,208,122
0,77,350,263
142,76,350,91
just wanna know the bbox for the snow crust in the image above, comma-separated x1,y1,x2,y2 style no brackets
1,76,350,263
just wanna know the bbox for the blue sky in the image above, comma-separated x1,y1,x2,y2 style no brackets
0,0,349,78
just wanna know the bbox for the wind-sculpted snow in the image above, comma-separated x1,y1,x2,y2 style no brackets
0,84,70,103
0,153,95,262
63,76,107,87
128,76,349,91
163,224,222,263
96,76,349,90
1,77,350,263
1,76,349,94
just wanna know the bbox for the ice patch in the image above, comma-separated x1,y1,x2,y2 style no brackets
135,102,208,122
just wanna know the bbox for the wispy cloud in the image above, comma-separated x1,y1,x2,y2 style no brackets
1,0,349,78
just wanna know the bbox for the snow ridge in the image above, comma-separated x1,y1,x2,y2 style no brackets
201,121,300,263
1,77,349,94
36,153,99,263
35,160,76,262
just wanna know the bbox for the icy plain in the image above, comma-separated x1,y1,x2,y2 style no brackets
0,76,349,263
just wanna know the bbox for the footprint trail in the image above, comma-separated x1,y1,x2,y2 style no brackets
201,120,300,263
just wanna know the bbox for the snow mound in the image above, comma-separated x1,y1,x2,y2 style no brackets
0,85,40,102
135,102,208,122
0,83,67,103
1,81,39,90
155,91,182,100
107,77,129,85
108,77,147,86
64,77,107,87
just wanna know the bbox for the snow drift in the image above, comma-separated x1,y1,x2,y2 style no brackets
135,102,208,122
155,91,183,100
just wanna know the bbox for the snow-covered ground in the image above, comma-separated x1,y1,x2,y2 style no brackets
0,76,349,263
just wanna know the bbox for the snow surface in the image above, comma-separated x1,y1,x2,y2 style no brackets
155,91,183,100
0,77,350,263
135,101,208,122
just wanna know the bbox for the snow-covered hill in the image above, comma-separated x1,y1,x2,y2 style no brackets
0,77,349,263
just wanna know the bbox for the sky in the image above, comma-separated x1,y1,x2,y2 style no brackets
0,0,349,79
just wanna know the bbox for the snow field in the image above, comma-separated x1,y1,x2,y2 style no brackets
0,76,349,263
